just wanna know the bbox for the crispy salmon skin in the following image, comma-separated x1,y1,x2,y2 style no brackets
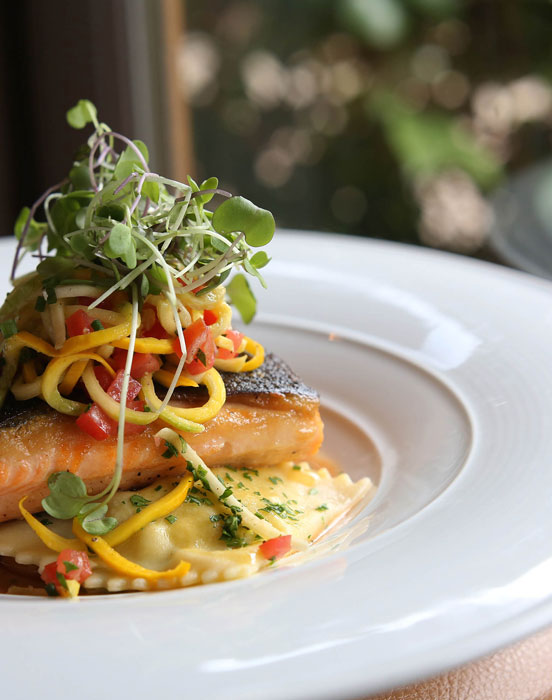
0,354,323,522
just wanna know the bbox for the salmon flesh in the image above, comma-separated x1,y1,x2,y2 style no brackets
0,354,323,522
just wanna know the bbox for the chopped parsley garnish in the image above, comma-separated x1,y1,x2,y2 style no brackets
220,487,233,500
130,494,151,513
162,440,179,459
316,504,329,512
269,476,283,485
154,484,163,492
308,488,318,496
292,465,301,470
165,514,177,524
225,472,234,482
55,571,69,591
220,513,247,548
63,561,79,572
260,497,302,521
91,319,104,331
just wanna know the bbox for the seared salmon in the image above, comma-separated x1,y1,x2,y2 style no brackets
0,354,323,522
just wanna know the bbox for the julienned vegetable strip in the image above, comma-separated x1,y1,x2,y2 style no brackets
141,370,226,424
72,519,191,584
104,472,193,547
157,428,285,542
42,353,119,416
19,498,84,553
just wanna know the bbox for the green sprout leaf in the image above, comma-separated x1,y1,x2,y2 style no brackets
250,251,271,269
196,177,219,205
14,207,47,251
104,223,132,258
142,179,160,203
114,140,149,181
227,273,256,324
42,472,89,519
213,196,275,247
66,100,98,130
69,163,92,190
80,503,117,535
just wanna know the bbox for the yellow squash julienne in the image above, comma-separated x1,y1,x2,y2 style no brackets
82,363,205,433
241,336,265,371
59,359,94,396
140,369,226,423
19,498,84,553
18,472,194,556
104,472,194,547
72,519,191,584
153,368,198,389
42,353,119,416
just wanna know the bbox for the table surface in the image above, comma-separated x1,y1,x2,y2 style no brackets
363,625,552,700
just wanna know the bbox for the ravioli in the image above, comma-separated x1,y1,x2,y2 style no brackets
0,461,373,593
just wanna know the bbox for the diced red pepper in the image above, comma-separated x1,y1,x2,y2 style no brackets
203,309,218,326
107,369,142,401
217,329,244,360
111,348,161,379
66,309,94,337
259,535,292,561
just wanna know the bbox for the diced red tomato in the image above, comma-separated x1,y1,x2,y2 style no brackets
217,329,244,360
41,562,59,589
147,318,171,339
107,369,142,401
66,309,94,337
203,309,218,326
140,304,170,339
259,535,292,561
57,549,92,582
185,332,215,374
41,549,92,595
76,400,147,440
111,348,161,379
173,319,216,374
94,365,113,392
76,403,114,440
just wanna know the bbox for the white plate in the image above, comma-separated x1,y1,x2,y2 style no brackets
2,232,552,700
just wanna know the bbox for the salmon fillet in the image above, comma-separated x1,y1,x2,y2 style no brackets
0,354,323,522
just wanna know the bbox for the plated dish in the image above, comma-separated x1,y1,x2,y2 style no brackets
0,102,370,596
2,232,552,699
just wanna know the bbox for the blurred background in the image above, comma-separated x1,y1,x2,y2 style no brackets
3,0,552,266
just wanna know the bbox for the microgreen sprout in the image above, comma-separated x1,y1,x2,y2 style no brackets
12,99,276,534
